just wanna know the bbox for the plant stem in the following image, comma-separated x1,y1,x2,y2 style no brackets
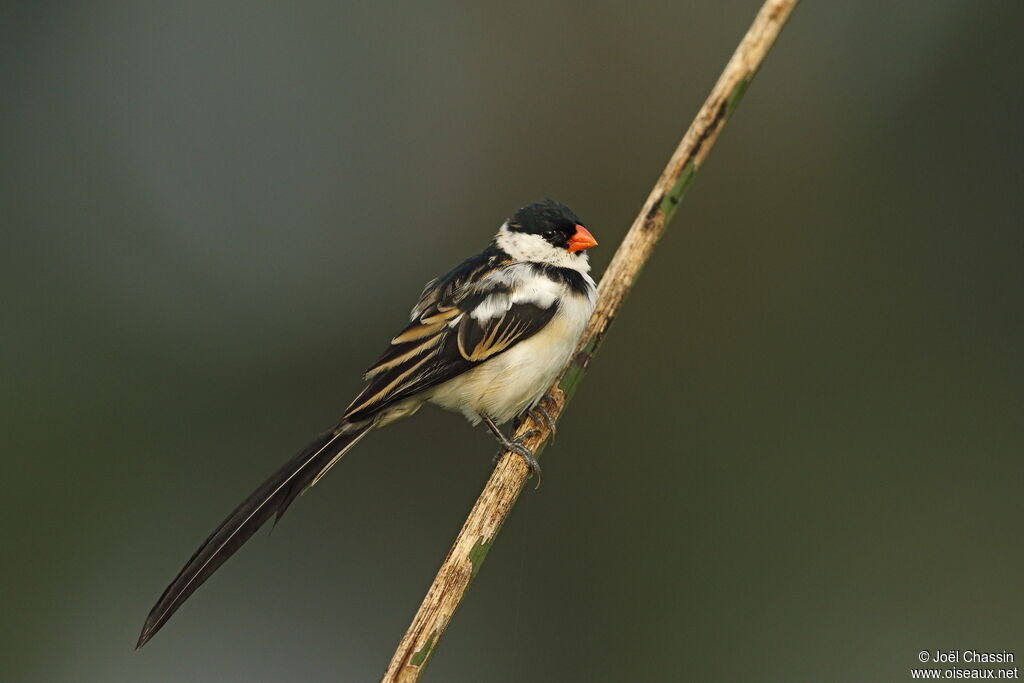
382,1,800,679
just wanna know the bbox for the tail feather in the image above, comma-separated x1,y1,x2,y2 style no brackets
137,420,372,649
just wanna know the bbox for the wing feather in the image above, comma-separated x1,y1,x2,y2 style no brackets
456,305,552,361
344,254,561,422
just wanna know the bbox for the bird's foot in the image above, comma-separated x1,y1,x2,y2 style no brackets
527,403,557,440
491,430,542,488
537,391,561,409
482,415,543,488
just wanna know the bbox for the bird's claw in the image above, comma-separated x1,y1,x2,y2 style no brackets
481,415,544,488
528,403,557,440
493,429,542,488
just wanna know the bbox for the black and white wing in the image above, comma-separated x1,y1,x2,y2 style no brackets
343,249,560,422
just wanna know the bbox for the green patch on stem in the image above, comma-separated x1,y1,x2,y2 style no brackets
410,630,437,667
725,76,751,118
659,160,697,223
559,338,597,402
468,537,492,579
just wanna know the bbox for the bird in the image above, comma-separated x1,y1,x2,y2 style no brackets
137,198,598,648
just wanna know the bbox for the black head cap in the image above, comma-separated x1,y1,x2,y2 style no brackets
507,199,584,247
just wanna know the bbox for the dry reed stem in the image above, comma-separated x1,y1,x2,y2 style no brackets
382,1,800,679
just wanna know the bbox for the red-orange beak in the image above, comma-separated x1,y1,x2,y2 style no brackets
567,224,598,253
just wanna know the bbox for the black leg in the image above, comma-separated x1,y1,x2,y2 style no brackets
481,415,542,487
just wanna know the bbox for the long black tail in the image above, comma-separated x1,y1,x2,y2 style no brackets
137,420,373,648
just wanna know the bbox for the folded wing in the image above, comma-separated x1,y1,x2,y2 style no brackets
343,259,559,422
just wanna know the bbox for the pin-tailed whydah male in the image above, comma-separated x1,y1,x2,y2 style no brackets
137,199,598,647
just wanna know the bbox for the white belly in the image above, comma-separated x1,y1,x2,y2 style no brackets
427,292,593,425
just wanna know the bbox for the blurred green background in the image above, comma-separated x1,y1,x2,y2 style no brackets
4,1,1023,681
